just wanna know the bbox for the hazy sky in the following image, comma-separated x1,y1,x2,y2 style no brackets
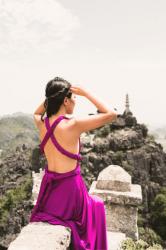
0,0,165,127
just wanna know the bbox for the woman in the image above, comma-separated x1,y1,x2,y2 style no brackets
29,76,117,250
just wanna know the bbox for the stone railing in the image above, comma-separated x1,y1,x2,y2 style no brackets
8,165,142,250
89,165,143,240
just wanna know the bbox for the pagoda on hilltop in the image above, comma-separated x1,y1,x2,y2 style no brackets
123,93,133,116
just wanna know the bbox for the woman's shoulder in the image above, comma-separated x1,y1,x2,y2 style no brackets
63,115,76,126
62,115,81,136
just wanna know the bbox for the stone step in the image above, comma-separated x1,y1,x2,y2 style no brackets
107,231,126,250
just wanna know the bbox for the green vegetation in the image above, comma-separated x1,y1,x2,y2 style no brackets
94,124,111,137
137,208,146,227
138,227,163,246
114,150,124,161
0,174,33,225
122,160,133,174
0,115,38,155
125,186,166,249
150,187,166,240
120,237,163,250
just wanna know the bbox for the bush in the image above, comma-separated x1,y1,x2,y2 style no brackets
137,213,146,227
94,125,110,137
138,227,163,246
115,150,124,161
0,174,33,225
150,192,166,240
120,237,136,249
120,237,163,250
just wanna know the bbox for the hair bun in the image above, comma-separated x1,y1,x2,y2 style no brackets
44,77,72,118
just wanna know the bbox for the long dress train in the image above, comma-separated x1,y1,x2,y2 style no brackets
29,115,108,250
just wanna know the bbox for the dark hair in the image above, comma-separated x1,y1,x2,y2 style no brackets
41,76,72,121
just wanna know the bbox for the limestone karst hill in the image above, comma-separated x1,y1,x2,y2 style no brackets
0,108,166,249
80,110,166,235
0,112,38,157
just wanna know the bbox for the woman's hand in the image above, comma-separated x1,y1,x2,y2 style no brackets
70,85,88,97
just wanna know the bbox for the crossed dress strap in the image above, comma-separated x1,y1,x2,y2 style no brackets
40,115,82,161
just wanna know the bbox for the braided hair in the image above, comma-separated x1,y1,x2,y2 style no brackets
41,77,72,121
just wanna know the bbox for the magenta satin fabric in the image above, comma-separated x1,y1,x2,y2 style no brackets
29,115,108,250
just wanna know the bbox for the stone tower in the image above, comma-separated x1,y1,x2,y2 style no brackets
123,93,133,116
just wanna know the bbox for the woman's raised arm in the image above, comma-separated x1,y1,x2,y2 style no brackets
69,85,118,134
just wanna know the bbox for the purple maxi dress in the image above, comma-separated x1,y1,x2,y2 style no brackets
29,115,108,250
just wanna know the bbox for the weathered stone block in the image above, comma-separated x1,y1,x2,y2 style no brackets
96,165,131,192
89,165,142,241
8,222,71,250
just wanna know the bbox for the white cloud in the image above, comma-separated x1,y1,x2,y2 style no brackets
0,0,80,55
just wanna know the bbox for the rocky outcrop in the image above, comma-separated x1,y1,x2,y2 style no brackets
0,111,166,248
80,112,166,228
0,145,34,249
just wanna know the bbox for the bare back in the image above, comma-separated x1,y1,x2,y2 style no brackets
39,116,81,173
